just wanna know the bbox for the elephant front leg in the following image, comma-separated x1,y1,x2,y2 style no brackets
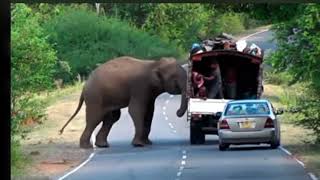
95,110,121,148
128,99,149,147
143,103,154,145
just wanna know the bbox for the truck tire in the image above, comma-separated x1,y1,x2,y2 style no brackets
190,122,205,145
219,143,229,151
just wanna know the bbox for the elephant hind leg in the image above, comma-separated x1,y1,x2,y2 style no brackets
95,109,121,148
80,105,104,149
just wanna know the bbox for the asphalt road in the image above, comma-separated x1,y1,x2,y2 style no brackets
56,30,312,180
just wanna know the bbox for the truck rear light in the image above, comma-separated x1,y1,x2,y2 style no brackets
191,114,202,121
220,119,230,129
264,117,274,128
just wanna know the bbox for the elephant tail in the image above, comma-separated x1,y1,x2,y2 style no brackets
59,92,84,135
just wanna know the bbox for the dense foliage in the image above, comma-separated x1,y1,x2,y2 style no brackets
45,8,182,77
143,4,212,50
101,3,156,27
11,3,56,136
269,4,320,142
11,4,57,174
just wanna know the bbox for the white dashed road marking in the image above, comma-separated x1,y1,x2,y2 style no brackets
308,173,319,180
182,150,186,154
175,150,188,180
280,146,292,156
295,158,305,168
181,160,186,165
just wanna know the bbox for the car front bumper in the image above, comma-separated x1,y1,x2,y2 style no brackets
218,128,276,144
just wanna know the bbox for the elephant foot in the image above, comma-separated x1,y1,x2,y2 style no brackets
95,141,109,148
132,139,145,147
80,141,93,149
144,138,153,145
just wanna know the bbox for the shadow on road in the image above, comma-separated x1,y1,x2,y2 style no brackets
227,145,273,151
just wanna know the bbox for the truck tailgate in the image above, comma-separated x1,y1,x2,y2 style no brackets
188,98,231,114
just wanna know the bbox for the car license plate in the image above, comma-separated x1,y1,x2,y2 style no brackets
239,121,256,129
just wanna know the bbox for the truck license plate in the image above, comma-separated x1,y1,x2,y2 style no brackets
239,121,256,129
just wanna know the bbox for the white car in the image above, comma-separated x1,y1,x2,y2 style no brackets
217,99,283,151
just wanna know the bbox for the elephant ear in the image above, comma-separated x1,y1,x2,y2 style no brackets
152,67,165,89
152,58,175,89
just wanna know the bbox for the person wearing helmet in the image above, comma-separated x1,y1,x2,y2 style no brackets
190,43,205,56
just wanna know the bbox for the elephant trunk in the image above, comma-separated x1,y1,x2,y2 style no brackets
176,76,188,117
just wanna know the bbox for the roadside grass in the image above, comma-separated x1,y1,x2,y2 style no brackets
263,83,320,177
32,81,84,107
11,140,31,177
11,81,84,178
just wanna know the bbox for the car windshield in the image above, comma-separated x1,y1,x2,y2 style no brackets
225,102,270,116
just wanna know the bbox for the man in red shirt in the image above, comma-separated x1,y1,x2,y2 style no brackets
192,71,207,99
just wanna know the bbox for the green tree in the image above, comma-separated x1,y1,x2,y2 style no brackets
269,4,320,142
45,8,182,77
143,4,213,50
11,3,57,174
101,3,156,27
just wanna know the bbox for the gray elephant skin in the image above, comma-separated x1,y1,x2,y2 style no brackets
59,56,188,149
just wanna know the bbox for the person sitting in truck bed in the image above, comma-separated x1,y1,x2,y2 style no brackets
192,71,207,99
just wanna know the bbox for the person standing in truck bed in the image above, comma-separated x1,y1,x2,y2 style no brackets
204,60,224,99
224,66,237,99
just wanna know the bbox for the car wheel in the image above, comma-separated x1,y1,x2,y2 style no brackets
219,143,229,151
270,139,280,149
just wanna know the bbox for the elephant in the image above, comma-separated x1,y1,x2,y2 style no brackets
59,56,188,149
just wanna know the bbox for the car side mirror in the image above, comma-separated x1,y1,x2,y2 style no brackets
215,112,222,118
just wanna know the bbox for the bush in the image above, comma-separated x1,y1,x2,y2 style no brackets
241,13,267,29
45,8,183,77
11,95,47,136
11,3,56,173
11,3,56,135
264,71,293,85
11,140,28,176
143,4,212,50
53,60,73,83
209,12,245,36
269,4,320,142
11,4,57,95
292,94,320,143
